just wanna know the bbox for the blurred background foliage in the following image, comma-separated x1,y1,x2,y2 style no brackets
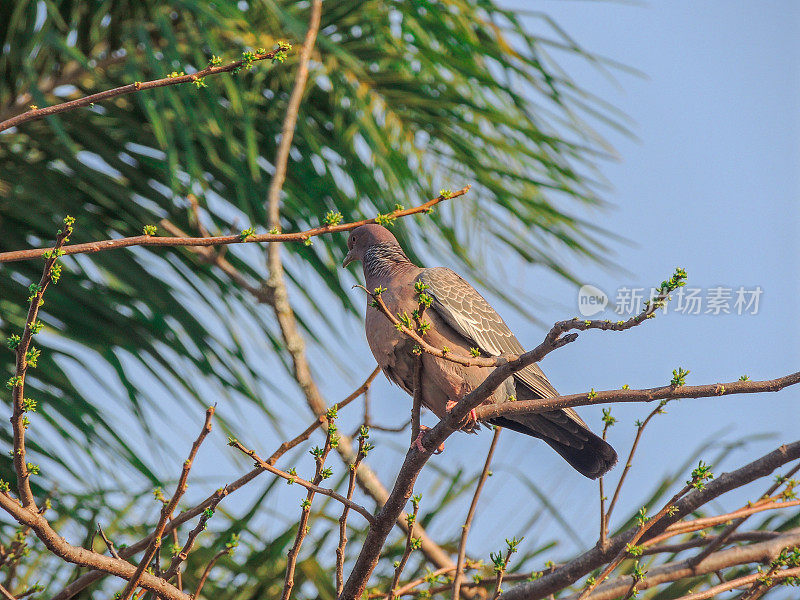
1,0,755,598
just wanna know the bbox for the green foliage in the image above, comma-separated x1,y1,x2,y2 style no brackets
670,367,690,387
689,460,714,490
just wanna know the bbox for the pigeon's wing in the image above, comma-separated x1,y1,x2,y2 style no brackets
418,267,561,401
418,268,616,475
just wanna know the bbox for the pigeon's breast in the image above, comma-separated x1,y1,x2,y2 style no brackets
364,289,416,394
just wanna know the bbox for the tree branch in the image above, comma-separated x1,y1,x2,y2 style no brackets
337,430,370,595
118,406,215,600
387,497,421,600
453,427,502,600
604,401,670,540
0,46,290,133
500,441,800,599
686,460,800,566
560,530,800,600
7,218,73,508
229,439,376,525
0,187,469,265
49,368,380,600
474,371,800,421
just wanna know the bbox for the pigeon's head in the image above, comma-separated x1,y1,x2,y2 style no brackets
342,224,399,268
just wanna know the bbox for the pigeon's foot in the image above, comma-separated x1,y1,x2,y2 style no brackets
446,400,478,428
413,425,444,454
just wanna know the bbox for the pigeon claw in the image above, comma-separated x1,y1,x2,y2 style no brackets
446,400,478,428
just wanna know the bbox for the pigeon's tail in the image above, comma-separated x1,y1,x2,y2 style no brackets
540,432,618,479
490,414,618,479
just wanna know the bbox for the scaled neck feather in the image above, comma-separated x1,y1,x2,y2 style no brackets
363,243,416,283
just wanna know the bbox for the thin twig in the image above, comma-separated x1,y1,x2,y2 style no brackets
0,46,290,133
383,566,455,598
161,497,222,581
171,529,182,591
8,217,73,508
0,188,470,265
605,401,669,534
453,427,502,600
193,548,229,599
229,440,375,525
337,430,370,595
643,531,781,555
49,369,381,600
97,525,121,559
387,496,421,600
280,413,333,600
687,460,800,567
598,410,615,549
556,529,800,600
500,442,800,600
118,407,215,600
358,270,686,371
0,583,15,600
673,566,800,600
491,538,520,600
578,479,696,600
643,498,800,548
474,371,800,421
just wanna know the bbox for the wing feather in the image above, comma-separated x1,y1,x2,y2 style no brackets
419,267,559,398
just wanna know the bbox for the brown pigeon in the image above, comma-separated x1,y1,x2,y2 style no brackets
343,224,617,479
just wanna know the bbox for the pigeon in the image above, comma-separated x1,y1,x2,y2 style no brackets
343,224,617,479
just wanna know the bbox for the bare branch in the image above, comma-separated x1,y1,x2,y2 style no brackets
675,565,800,600
500,441,800,600
49,368,381,600
560,530,800,600
358,269,685,370
193,548,229,599
578,479,696,599
474,371,800,421
604,401,670,538
281,412,333,600
643,531,782,556
0,492,189,600
0,583,15,600
118,406,214,600
687,460,800,566
387,496,421,600
7,217,73,507
97,525,121,560
0,188,469,265
229,439,376,525
0,46,290,133
337,430,370,595
161,497,221,582
598,410,616,549
453,427,502,600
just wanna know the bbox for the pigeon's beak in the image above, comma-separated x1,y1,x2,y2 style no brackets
342,249,356,268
